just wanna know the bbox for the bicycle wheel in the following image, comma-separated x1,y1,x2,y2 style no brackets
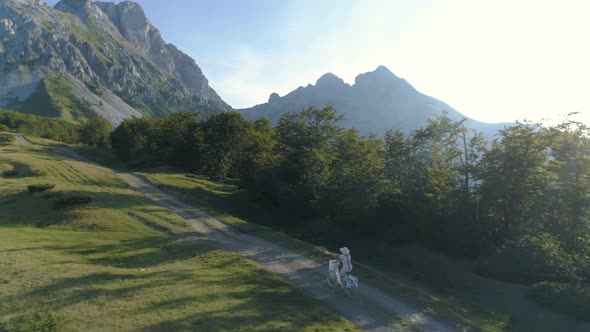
326,270,338,287
343,276,358,297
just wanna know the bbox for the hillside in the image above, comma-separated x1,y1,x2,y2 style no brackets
240,66,508,136
0,133,358,331
0,0,230,125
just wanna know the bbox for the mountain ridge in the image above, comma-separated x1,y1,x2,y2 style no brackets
240,66,508,136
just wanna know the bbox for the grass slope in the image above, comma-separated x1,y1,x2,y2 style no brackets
18,74,95,123
134,167,590,332
0,136,358,331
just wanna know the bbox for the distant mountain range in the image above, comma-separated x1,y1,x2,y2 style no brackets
0,0,507,136
0,0,229,125
240,66,508,136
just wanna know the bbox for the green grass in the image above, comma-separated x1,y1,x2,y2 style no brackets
0,138,359,331
136,167,590,332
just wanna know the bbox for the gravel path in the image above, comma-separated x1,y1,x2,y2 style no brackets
61,145,455,332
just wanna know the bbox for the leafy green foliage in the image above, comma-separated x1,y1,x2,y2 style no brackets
199,112,250,181
477,232,580,284
27,184,56,193
0,132,14,143
0,110,80,143
530,282,590,321
478,121,553,238
79,116,111,147
110,108,590,294
53,195,93,209
110,117,156,161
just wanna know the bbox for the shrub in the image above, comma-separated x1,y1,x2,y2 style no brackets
2,169,18,177
27,184,56,193
54,195,93,209
530,282,590,321
2,163,45,178
10,308,63,332
0,110,80,143
41,192,64,200
0,133,13,143
476,232,580,284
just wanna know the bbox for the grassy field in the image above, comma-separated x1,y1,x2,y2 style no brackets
135,167,590,332
0,134,359,331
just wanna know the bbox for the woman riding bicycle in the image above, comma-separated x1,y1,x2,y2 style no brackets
338,247,353,288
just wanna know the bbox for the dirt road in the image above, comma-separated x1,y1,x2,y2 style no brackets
61,145,454,332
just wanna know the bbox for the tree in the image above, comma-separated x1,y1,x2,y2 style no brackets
236,118,281,191
79,116,111,147
274,106,343,216
199,112,250,181
544,117,590,260
478,121,553,241
151,113,200,167
321,129,384,233
111,117,155,161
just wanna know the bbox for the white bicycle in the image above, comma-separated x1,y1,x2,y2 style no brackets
326,260,359,296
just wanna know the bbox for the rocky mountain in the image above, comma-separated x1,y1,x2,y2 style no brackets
240,66,507,137
0,0,230,125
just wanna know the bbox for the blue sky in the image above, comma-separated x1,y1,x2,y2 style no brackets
45,0,590,125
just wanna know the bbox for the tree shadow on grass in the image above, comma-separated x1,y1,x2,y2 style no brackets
70,235,215,269
0,189,167,228
1,237,218,316
0,245,354,331
1,161,44,178
138,269,355,332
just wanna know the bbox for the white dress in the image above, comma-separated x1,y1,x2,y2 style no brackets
339,254,352,276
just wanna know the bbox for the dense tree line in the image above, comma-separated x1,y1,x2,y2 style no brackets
0,110,80,143
110,107,590,286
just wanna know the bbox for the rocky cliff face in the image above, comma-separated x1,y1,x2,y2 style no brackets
240,66,507,137
0,0,229,124
95,1,224,108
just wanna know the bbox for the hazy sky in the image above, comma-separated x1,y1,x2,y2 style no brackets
45,0,590,125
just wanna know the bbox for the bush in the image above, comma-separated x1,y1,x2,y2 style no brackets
41,192,64,200
2,169,18,178
10,308,63,332
530,282,590,321
0,133,13,144
0,110,80,143
54,195,93,209
27,184,56,193
476,232,580,284
79,116,111,147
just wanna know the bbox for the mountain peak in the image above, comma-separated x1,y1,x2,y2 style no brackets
0,0,230,122
354,65,405,88
316,73,344,86
367,65,399,79
268,92,281,103
375,65,393,74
